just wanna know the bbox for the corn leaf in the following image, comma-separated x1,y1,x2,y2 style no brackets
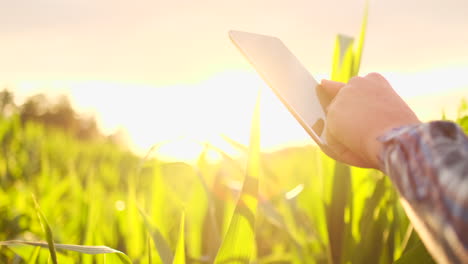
331,34,354,82
394,240,435,264
139,208,174,264
4,245,46,264
327,5,371,262
326,162,352,264
172,212,186,264
147,236,153,264
195,147,221,259
7,245,75,264
27,245,41,263
214,90,261,264
352,0,368,77
33,196,58,264
358,177,386,234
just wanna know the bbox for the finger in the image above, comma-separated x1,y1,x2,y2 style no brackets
317,80,346,110
316,84,333,110
319,79,346,98
364,72,388,83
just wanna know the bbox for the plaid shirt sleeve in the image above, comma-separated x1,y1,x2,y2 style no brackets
379,121,468,264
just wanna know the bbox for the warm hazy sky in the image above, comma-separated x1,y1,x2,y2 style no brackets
1,0,467,84
1,0,467,160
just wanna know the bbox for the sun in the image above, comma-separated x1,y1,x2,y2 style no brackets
58,71,263,162
84,70,317,162
13,70,323,162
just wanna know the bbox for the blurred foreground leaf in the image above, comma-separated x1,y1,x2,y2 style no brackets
394,240,435,264
173,212,186,264
214,90,261,263
139,208,174,264
352,1,368,77
326,162,352,264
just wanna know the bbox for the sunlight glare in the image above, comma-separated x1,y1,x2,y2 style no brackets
12,65,468,163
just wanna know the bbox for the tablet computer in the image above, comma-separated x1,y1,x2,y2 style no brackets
229,30,327,145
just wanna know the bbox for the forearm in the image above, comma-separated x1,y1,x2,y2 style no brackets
379,121,468,264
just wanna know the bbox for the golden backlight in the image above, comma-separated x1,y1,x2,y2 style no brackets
13,70,314,162
14,65,467,163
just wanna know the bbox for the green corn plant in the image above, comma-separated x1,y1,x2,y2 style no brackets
325,5,367,264
0,241,133,264
326,3,434,264
34,195,58,264
140,208,174,264
173,212,186,264
456,98,468,133
2,2,465,263
0,197,133,264
214,90,261,263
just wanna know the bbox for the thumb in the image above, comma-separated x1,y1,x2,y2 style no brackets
320,79,346,98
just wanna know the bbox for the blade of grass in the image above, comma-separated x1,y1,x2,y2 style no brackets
4,244,43,264
139,208,174,264
355,209,387,263
221,134,248,153
173,212,186,264
328,27,361,264
5,244,71,263
331,34,354,82
147,235,153,264
352,0,368,77
326,162,352,264
260,198,306,262
32,195,58,264
0,241,133,264
400,225,414,254
27,246,41,264
198,141,245,173
126,175,145,259
327,6,371,261
394,240,435,264
358,177,386,235
351,175,390,263
195,147,221,259
214,89,261,264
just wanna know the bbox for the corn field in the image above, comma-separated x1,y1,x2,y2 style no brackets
1,6,468,264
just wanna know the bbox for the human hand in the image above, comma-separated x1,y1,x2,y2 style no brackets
318,73,421,169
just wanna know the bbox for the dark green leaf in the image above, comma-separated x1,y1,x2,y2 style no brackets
394,240,435,264
33,196,58,264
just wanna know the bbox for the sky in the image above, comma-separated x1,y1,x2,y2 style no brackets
1,0,467,161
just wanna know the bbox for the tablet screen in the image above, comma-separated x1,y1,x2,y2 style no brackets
229,30,327,145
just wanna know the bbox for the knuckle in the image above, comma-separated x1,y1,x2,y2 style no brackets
365,72,382,79
365,72,388,83
326,101,336,114
348,76,364,86
326,102,339,123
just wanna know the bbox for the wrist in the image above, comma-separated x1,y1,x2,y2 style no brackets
364,120,422,170
364,136,384,170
